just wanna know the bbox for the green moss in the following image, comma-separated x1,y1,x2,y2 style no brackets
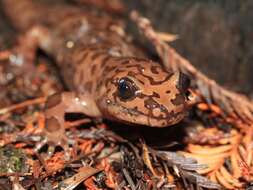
0,146,27,173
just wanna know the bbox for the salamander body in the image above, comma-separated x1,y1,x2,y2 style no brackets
2,0,192,151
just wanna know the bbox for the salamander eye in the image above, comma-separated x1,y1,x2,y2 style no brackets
117,77,138,100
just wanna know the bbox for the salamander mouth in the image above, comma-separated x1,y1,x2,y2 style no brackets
105,102,186,127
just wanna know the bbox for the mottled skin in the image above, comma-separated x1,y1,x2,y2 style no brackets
3,0,192,154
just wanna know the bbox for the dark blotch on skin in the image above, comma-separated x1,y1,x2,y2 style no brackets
45,93,62,109
106,87,111,94
120,60,130,65
104,65,117,73
141,71,174,85
136,92,145,98
132,57,148,62
88,46,101,51
78,70,84,83
144,98,159,109
101,56,111,67
77,51,89,64
165,110,184,124
91,51,105,60
91,64,97,74
150,65,159,74
45,117,61,132
171,93,185,106
127,71,137,78
84,81,93,92
152,92,160,98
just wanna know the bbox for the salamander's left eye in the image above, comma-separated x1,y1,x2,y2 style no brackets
117,77,138,100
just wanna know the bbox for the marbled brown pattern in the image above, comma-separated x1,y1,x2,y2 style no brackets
3,0,192,128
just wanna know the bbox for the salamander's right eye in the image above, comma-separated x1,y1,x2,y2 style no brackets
117,77,138,100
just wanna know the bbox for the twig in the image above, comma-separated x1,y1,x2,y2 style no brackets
130,11,253,125
65,118,91,129
0,97,46,115
0,172,32,177
122,168,136,190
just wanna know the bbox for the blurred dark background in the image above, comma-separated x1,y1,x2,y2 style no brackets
0,0,252,95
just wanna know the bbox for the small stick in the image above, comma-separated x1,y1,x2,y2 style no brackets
0,97,46,115
0,172,32,177
65,118,91,129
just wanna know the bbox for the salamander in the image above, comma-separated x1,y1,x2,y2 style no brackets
2,0,193,154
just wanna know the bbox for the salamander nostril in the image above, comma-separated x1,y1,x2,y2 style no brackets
178,72,191,93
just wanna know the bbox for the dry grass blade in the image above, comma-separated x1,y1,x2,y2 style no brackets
156,151,207,171
180,127,253,189
180,170,221,189
12,182,26,190
53,166,101,190
142,142,160,177
156,32,179,42
152,149,221,189
122,168,136,190
130,11,253,124
219,166,242,188
187,144,232,155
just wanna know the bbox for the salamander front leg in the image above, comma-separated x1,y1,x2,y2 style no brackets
36,92,102,159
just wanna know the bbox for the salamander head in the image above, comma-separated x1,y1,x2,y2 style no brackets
97,58,193,127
